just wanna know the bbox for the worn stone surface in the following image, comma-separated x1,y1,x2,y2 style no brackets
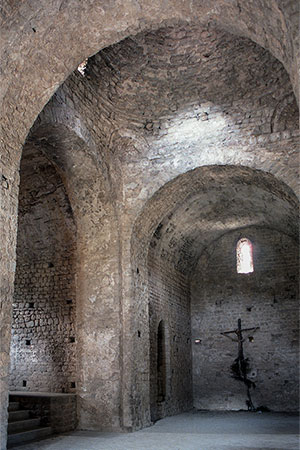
148,243,192,421
7,412,300,450
131,165,299,427
191,228,299,412
0,2,299,449
10,393,77,434
9,145,77,394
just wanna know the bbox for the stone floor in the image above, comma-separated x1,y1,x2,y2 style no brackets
10,411,299,450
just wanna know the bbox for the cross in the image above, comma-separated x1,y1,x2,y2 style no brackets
221,318,259,359
221,318,260,411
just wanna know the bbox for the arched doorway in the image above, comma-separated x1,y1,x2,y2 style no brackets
157,321,166,404
150,319,169,422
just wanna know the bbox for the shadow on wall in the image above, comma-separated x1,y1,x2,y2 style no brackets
9,143,77,394
131,164,299,422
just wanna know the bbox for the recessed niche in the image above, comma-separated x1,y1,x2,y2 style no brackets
28,302,34,309
23,380,27,387
70,382,76,389
25,340,31,346
69,336,75,343
48,262,54,268
138,330,141,337
66,299,73,305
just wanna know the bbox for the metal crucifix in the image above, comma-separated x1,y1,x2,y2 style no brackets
221,318,259,411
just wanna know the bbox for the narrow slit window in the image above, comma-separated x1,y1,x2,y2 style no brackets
236,238,254,274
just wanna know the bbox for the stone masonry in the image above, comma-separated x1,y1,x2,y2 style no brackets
0,2,299,449
9,144,77,394
191,227,299,412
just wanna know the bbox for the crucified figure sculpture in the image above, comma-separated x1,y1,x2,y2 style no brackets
221,318,259,411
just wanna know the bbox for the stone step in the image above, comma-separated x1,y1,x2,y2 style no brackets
8,402,20,412
8,418,41,434
7,427,52,448
8,410,31,422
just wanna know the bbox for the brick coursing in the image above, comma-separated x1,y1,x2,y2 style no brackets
191,228,299,411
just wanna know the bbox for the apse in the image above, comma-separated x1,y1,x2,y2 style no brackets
132,165,299,421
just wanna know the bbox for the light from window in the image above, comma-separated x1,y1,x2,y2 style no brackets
77,59,88,76
236,238,253,274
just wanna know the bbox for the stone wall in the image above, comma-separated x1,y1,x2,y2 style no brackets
0,3,299,446
9,144,77,394
10,259,76,393
10,393,77,434
130,164,299,430
24,25,298,431
64,24,299,199
191,227,299,412
148,237,192,421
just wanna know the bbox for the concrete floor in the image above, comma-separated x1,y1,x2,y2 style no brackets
10,411,299,450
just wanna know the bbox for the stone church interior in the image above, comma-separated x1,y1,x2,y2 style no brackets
0,1,299,449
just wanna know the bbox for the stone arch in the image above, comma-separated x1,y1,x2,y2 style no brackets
26,124,104,197
11,120,123,431
9,131,78,394
270,93,299,133
0,1,299,445
1,0,298,166
132,165,298,254
130,164,299,424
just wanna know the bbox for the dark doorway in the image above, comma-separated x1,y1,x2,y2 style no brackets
157,320,166,403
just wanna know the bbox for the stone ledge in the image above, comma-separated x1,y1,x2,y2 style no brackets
9,392,77,433
10,391,76,398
